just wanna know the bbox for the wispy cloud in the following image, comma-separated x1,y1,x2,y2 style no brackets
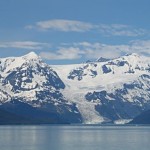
26,19,147,37
0,41,50,50
73,40,150,58
26,19,94,32
40,40,150,60
40,47,84,60
130,40,150,55
98,24,146,37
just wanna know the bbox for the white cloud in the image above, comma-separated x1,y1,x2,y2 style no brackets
40,43,126,60
0,41,50,50
40,40,150,60
2,40,148,61
26,19,147,37
73,42,129,59
40,47,85,60
76,40,150,58
98,24,146,37
27,19,94,32
130,40,150,53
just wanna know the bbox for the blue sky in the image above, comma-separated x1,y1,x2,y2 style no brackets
0,0,150,64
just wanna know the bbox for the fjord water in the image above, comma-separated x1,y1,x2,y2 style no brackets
0,125,150,150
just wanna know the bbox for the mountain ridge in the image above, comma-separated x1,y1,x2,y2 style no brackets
0,52,150,124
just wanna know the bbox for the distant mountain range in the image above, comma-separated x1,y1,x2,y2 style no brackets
0,52,150,124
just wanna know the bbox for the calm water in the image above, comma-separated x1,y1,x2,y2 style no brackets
0,125,150,150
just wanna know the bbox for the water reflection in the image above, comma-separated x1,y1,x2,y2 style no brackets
0,125,150,150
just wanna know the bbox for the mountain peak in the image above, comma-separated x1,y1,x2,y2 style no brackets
23,52,40,60
96,57,110,62
125,53,140,57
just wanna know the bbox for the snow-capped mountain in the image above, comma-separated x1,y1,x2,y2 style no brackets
53,53,150,124
0,52,82,123
0,52,150,124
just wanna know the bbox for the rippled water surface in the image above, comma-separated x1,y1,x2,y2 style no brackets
0,125,150,150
